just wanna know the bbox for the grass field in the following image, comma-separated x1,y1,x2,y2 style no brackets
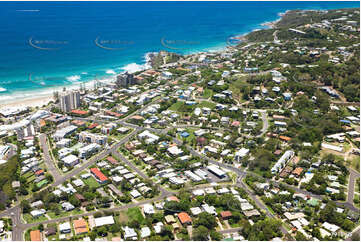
126,207,145,224
83,176,101,189
198,101,216,109
202,88,213,99
169,101,184,111
48,208,83,219
23,213,48,224
229,76,249,102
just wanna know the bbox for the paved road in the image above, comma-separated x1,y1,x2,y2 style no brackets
347,168,359,205
39,133,62,182
52,128,140,187
111,150,172,197
237,175,293,240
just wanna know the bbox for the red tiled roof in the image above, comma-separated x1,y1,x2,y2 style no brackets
167,196,180,202
279,135,292,141
88,123,99,129
292,167,303,176
30,230,41,241
35,169,44,176
104,110,121,117
90,168,108,182
231,121,240,127
178,212,192,224
220,211,232,219
71,109,89,115
107,156,118,165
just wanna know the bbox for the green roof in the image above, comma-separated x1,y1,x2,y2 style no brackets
37,179,48,188
223,238,234,241
307,198,319,206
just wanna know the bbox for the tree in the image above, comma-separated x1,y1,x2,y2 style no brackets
341,219,354,231
69,195,81,207
97,226,108,237
210,230,223,241
351,231,360,241
295,231,307,241
194,212,217,230
21,200,31,213
192,225,209,241
110,223,121,233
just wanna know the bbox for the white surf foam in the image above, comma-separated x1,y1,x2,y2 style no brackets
66,75,81,82
106,69,116,75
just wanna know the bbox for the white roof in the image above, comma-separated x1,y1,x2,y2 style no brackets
123,226,137,239
167,146,183,156
140,227,151,238
322,222,340,233
130,189,141,198
143,204,155,214
59,222,71,231
235,148,250,157
62,154,78,164
73,179,85,187
189,207,202,216
94,216,115,227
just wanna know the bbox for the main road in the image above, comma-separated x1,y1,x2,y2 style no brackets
39,133,62,182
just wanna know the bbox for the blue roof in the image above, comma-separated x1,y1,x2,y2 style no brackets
180,132,190,137
340,119,351,123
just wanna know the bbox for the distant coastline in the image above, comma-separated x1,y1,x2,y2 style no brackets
0,3,358,109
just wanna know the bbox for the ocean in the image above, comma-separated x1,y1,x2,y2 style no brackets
0,1,359,103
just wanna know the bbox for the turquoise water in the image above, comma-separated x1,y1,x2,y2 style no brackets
0,1,359,102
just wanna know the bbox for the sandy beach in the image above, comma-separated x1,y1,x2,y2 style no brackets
0,95,54,109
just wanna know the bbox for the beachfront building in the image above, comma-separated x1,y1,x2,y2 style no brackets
59,90,80,113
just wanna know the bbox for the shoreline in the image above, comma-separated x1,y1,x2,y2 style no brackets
0,7,356,110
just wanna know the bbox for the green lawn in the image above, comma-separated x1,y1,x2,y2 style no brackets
353,194,360,207
169,101,184,111
229,77,249,102
23,213,48,224
48,208,83,219
202,88,213,99
83,176,101,189
198,101,216,109
126,207,145,224
178,128,196,143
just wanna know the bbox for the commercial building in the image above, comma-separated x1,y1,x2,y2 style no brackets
207,165,226,178
53,125,78,141
79,143,101,158
79,131,107,145
62,154,79,167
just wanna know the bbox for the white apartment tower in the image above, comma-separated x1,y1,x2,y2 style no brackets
59,90,80,113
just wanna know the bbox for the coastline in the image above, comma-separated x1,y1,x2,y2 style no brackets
0,6,357,110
